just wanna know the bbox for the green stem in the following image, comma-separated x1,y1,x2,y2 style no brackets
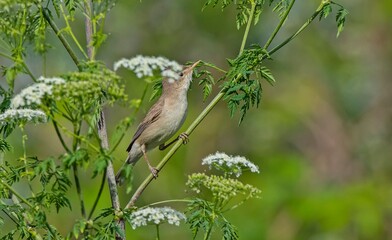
72,122,86,218
59,5,88,59
22,62,37,82
263,0,296,49
148,199,192,206
73,164,86,218
20,126,27,165
88,171,107,219
204,223,213,240
0,180,34,209
54,120,100,152
156,225,160,240
239,1,256,55
267,1,327,57
42,8,81,70
0,52,37,82
1,209,18,225
201,61,227,73
0,51,13,60
51,114,71,153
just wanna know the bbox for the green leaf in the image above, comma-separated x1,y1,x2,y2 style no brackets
222,221,239,240
93,154,110,178
272,0,290,19
0,138,11,152
319,3,332,20
259,66,275,85
336,7,349,37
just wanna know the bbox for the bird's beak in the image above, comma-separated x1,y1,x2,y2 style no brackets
190,60,201,70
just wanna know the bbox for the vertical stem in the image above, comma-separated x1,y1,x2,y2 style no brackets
98,111,125,239
20,126,27,165
83,1,124,236
155,225,160,240
204,223,213,240
239,2,256,54
72,121,86,218
84,0,95,60
88,171,106,219
73,164,86,218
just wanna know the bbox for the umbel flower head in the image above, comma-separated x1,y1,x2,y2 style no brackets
0,109,47,125
127,207,186,229
202,152,260,177
113,55,183,81
11,76,66,109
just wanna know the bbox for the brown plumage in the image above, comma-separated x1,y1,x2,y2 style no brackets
115,61,200,185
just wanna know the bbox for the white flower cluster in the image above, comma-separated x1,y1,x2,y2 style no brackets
37,76,66,85
128,207,186,229
202,152,260,177
11,76,65,108
0,109,47,125
113,55,183,81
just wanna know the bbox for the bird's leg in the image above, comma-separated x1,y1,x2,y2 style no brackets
141,145,159,179
159,133,189,150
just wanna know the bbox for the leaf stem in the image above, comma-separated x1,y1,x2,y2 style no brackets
239,1,256,55
204,223,213,240
42,8,81,70
73,165,86,218
267,1,327,57
50,111,71,153
156,225,160,240
59,4,88,59
263,0,296,49
0,180,34,209
0,52,37,82
148,199,192,206
88,171,107,219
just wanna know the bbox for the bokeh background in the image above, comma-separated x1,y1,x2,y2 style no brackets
2,0,392,239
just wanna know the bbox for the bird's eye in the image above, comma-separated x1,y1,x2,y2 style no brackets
179,72,184,77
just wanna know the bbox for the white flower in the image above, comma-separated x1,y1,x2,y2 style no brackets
0,109,47,125
37,76,66,85
128,207,186,229
113,55,183,82
202,152,260,177
11,76,66,108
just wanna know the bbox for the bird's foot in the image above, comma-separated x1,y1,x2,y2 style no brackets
149,166,159,179
179,132,189,145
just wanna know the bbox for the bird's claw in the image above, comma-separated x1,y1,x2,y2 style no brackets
179,133,189,145
149,166,159,179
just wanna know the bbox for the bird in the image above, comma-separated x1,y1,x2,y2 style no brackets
115,60,200,185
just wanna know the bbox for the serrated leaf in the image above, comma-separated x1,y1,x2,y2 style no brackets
259,66,275,85
336,8,348,37
319,3,332,20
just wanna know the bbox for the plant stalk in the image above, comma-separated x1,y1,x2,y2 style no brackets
42,8,81,70
263,0,296,49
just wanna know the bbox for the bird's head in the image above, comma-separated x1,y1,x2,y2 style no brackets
162,60,200,93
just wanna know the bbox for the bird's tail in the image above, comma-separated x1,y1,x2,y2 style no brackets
115,155,135,186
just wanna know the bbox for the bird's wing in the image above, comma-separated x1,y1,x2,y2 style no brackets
126,99,164,152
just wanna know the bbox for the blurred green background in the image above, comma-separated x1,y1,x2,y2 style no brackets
3,0,392,239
